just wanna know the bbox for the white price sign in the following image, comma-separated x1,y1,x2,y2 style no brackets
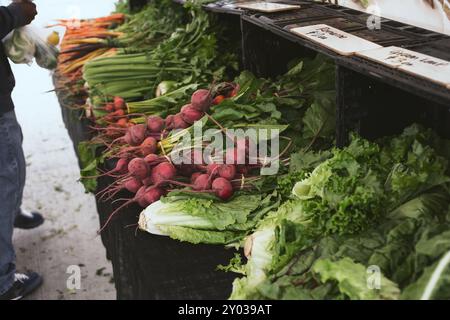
356,46,450,87
290,24,381,56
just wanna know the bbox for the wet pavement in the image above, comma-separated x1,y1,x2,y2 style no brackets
6,0,118,300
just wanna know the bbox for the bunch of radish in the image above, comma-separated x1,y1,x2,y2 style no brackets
99,149,250,205
97,153,256,232
91,82,239,150
95,96,130,127
93,85,249,231
96,85,247,199
96,136,260,228
93,88,216,157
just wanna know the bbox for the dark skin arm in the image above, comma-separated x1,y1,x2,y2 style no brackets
0,1,37,39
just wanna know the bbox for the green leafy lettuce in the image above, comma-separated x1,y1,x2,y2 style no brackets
139,191,280,245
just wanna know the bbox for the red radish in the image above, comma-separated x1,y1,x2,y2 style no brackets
212,177,234,200
229,85,240,97
193,174,212,191
128,158,149,180
172,114,190,129
83,157,129,180
218,164,236,180
147,116,165,133
114,158,130,174
190,172,201,184
105,103,114,112
123,131,132,144
191,89,212,112
140,137,157,157
137,194,151,207
113,109,125,117
142,176,153,186
143,187,165,205
144,153,159,165
103,114,114,122
180,104,204,124
125,124,147,146
105,128,122,139
213,95,225,105
151,162,177,185
165,115,175,130
114,97,125,110
116,118,128,128
207,163,220,177
124,177,143,193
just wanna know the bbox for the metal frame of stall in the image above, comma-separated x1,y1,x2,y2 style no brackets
57,0,450,300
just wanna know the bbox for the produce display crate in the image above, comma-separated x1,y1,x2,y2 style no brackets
241,16,317,77
240,2,441,57
335,65,450,146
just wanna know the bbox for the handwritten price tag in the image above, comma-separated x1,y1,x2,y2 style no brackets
356,46,450,87
290,24,381,56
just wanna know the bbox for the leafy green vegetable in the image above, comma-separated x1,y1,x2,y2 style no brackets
209,55,336,146
139,191,280,244
117,0,186,51
228,125,450,300
78,141,104,193
293,136,386,236
313,258,400,300
85,5,239,102
401,256,450,300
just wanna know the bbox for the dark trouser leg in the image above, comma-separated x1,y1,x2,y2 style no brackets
0,111,26,295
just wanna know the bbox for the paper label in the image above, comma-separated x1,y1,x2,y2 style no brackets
356,46,450,86
290,24,381,56
236,2,301,13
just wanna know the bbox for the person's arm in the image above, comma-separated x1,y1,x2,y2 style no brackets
0,6,17,40
0,2,37,40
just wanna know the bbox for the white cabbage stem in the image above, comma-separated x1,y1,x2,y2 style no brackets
421,250,450,300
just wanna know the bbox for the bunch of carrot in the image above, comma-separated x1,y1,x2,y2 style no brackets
55,13,125,79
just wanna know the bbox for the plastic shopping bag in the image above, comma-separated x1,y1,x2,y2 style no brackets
3,25,58,70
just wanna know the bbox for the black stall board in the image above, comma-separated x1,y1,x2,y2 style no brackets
242,14,339,59
283,17,363,31
258,7,333,26
248,5,429,47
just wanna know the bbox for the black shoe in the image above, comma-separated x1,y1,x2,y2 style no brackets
0,272,43,300
14,210,44,230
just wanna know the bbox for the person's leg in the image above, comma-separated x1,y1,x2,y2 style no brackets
0,111,22,295
13,125,45,229
15,114,26,217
